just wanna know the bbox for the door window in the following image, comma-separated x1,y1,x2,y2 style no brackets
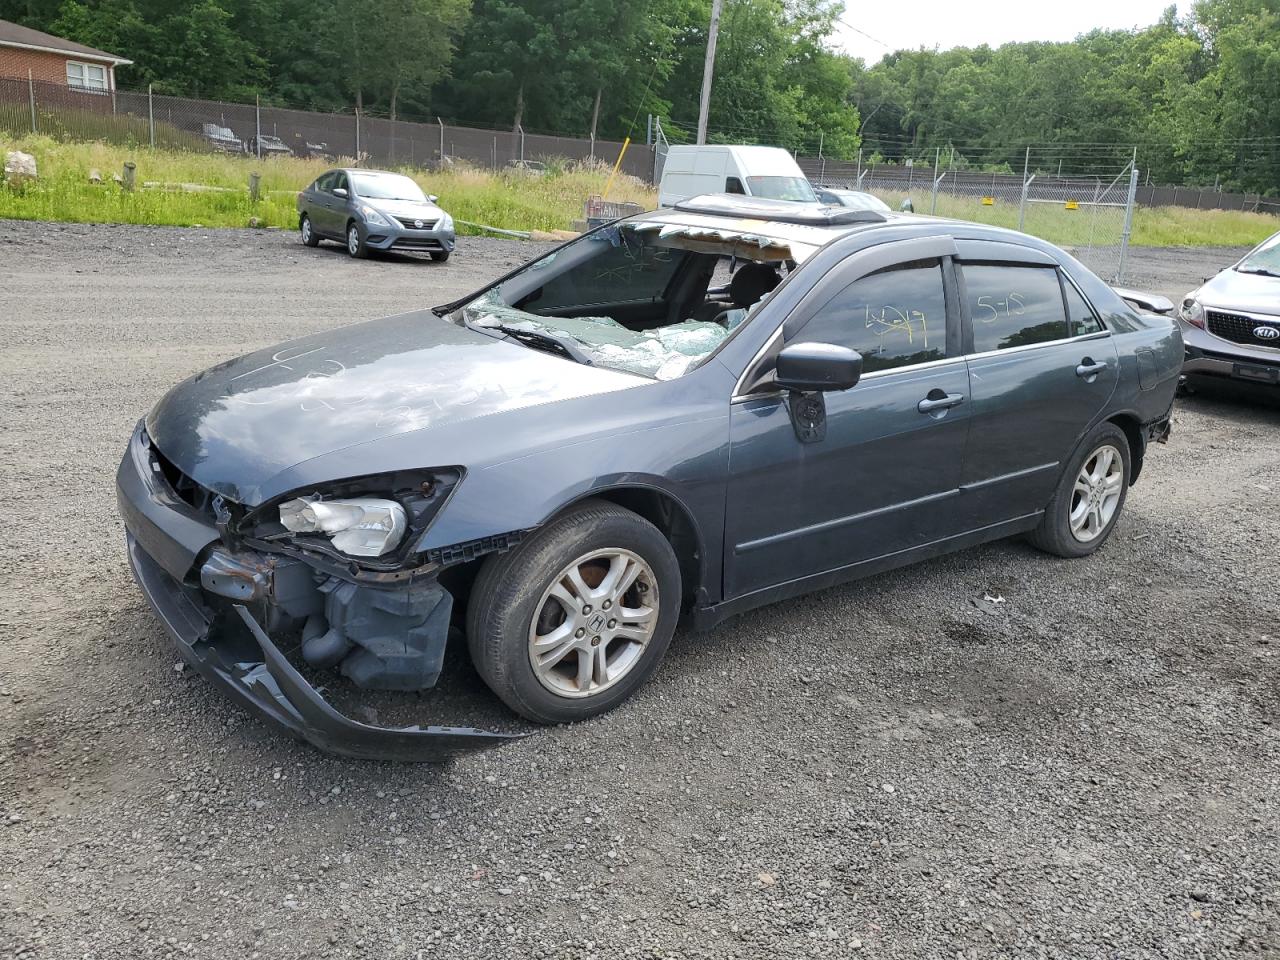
796,258,949,373
330,173,349,195
725,176,745,194
314,172,335,193
1063,279,1105,337
964,264,1068,352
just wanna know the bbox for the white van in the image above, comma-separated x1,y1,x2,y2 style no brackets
658,144,816,207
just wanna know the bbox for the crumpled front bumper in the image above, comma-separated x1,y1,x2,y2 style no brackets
117,422,523,761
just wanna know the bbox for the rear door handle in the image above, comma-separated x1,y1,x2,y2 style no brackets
1076,359,1108,379
917,392,965,413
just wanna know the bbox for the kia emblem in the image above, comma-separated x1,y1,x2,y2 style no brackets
1254,325,1280,340
414,219,424,229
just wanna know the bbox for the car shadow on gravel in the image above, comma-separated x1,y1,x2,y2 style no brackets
1178,377,1280,416
304,240,449,267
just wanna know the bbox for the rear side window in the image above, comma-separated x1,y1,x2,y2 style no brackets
1063,280,1104,337
964,264,1067,352
797,258,949,373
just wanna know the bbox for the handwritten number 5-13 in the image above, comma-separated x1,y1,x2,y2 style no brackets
975,293,1025,323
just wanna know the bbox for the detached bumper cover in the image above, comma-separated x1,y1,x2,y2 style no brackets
117,421,523,761
126,535,523,761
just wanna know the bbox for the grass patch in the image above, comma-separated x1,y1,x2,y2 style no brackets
0,135,655,233
873,188,1278,248
1,134,1275,247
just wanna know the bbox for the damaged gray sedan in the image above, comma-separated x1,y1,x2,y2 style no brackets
118,194,1182,760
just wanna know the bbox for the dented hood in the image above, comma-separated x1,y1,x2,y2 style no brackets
145,310,642,504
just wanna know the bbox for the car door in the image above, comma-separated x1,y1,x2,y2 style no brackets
955,241,1120,522
723,237,973,601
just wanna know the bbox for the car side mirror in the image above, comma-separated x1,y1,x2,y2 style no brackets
775,342,863,392
333,187,348,199
428,194,439,203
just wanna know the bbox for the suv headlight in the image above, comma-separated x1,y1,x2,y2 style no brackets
279,497,406,557
360,205,391,226
1180,296,1206,329
439,212,454,232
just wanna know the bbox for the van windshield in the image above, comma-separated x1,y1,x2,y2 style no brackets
747,176,816,202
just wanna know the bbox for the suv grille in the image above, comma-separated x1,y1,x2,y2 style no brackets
1207,310,1280,348
394,216,437,230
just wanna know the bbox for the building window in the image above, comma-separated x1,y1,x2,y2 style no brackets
66,61,108,92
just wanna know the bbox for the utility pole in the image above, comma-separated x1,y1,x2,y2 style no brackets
695,0,723,145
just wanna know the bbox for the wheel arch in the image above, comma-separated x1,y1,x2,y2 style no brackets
1105,411,1146,484
554,485,707,612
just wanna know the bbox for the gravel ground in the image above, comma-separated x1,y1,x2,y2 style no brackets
1,221,1278,960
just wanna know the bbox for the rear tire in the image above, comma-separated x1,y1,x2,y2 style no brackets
346,221,369,259
466,500,681,724
1029,422,1130,558
300,214,320,247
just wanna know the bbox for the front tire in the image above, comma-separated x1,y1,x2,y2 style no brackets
300,214,320,247
466,500,681,724
429,250,451,263
1029,422,1130,558
346,221,369,259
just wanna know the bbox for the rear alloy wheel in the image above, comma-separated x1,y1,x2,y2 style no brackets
300,214,320,247
1029,422,1130,558
346,222,369,259
467,500,680,724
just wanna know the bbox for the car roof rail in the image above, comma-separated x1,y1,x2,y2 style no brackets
672,193,888,226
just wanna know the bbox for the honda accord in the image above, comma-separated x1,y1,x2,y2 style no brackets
117,194,1182,760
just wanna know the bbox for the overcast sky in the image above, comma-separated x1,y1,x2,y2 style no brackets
832,1,1177,62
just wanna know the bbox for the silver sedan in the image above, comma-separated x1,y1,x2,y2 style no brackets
297,168,456,262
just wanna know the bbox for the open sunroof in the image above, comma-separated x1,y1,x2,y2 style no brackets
671,193,888,226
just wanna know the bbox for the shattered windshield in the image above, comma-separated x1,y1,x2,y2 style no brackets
456,221,807,379
1238,231,1280,275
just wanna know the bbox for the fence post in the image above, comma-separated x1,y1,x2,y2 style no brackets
438,117,445,165
519,124,525,165
1117,153,1139,283
1018,146,1030,230
121,161,136,192
354,107,361,164
255,96,261,159
28,69,36,134
148,84,155,148
856,147,862,186
249,171,261,202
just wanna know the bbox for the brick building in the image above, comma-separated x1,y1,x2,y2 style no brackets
0,19,131,93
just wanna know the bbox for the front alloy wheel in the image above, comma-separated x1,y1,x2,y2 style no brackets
528,549,658,698
467,500,680,724
346,223,368,258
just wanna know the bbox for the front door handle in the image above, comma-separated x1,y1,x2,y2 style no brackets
1076,359,1108,379
917,392,965,414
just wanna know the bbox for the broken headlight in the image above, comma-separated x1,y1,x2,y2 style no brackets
279,497,407,557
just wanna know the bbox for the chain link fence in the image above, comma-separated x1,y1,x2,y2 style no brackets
803,157,1142,281
0,76,654,180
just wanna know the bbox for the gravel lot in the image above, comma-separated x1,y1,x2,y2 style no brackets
1,221,1278,959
